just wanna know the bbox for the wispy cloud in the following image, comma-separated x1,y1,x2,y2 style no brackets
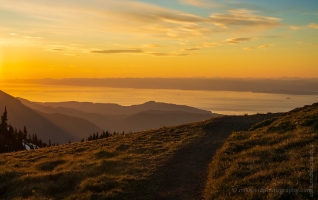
184,47,200,51
308,23,318,29
91,49,144,54
90,48,192,57
289,23,318,30
201,42,223,47
209,9,282,30
226,37,256,44
45,44,85,56
23,36,41,39
50,48,66,52
143,44,165,48
289,26,305,30
243,44,274,50
0,0,285,58
294,41,318,47
0,1,283,40
147,52,190,57
179,0,220,8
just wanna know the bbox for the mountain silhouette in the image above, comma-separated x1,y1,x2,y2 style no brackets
0,91,102,143
30,100,212,115
18,98,219,133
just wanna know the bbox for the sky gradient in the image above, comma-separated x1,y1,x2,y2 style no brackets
0,0,317,79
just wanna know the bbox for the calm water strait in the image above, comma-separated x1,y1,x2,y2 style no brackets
2,84,318,115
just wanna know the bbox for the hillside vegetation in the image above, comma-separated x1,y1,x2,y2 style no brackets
205,103,318,200
0,113,278,199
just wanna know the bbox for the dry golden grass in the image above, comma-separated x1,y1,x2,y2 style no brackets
0,121,206,199
1,109,301,199
205,103,318,200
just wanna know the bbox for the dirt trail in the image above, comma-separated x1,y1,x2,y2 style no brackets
145,114,280,200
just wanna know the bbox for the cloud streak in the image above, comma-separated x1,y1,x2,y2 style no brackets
289,23,318,30
226,37,255,44
91,49,144,54
184,48,201,51
179,0,220,8
209,9,282,30
90,49,192,57
243,44,274,50
308,23,318,29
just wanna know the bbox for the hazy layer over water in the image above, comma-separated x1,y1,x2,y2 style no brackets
2,84,318,115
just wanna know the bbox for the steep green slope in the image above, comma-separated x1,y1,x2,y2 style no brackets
205,103,318,200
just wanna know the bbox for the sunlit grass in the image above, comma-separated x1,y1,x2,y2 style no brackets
0,121,206,199
205,103,318,200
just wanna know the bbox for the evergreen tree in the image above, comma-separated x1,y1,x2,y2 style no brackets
0,107,8,140
0,107,50,153
93,133,96,140
23,126,28,141
0,107,8,131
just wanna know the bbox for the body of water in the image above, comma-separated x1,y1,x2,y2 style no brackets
1,83,318,115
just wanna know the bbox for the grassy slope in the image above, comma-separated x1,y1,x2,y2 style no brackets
0,113,278,200
205,103,318,200
0,120,208,200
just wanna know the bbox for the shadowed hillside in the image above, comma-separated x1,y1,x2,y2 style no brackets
38,113,103,142
0,91,102,144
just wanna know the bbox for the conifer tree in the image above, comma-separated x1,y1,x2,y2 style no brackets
0,107,8,135
23,126,28,141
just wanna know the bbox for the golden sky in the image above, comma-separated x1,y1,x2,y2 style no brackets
0,0,318,79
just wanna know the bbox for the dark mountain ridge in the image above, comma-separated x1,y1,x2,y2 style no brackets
27,100,212,116
0,91,102,143
17,97,219,133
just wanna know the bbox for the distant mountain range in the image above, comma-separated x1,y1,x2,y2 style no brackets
0,91,103,144
18,97,218,134
0,90,219,144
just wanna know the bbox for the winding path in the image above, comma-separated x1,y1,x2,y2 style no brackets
145,114,280,199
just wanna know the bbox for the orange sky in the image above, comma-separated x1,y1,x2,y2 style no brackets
0,0,318,79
